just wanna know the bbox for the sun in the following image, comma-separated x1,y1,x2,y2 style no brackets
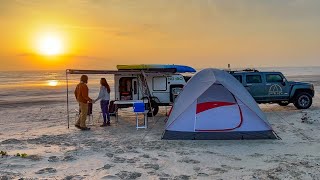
36,34,63,56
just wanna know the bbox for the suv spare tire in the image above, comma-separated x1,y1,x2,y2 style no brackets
294,92,312,109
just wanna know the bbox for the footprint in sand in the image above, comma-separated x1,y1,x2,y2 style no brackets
193,167,201,172
125,145,139,153
126,157,139,163
98,164,115,170
112,156,126,163
62,155,76,161
178,157,200,164
284,154,297,157
35,167,57,174
63,175,84,180
48,156,60,162
209,167,228,175
248,153,264,158
105,153,114,158
175,151,190,155
101,175,118,179
157,172,171,179
114,148,125,154
202,150,216,154
147,171,156,175
115,171,142,179
173,175,191,180
1,138,23,144
26,155,43,161
139,163,160,170
151,157,159,161
197,172,209,177
158,153,169,158
0,172,21,180
140,154,150,158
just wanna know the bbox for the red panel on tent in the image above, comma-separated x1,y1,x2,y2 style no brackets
196,101,235,114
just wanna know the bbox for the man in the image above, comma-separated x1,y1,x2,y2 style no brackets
74,75,92,130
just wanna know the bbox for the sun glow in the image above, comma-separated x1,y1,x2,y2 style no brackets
36,34,63,56
47,80,59,86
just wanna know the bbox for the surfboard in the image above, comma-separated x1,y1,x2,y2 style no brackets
116,64,196,73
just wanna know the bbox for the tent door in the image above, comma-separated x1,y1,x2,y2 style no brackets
195,104,242,131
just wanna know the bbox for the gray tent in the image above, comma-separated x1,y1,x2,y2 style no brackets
162,68,278,140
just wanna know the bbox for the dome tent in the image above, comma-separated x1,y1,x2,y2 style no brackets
162,68,277,140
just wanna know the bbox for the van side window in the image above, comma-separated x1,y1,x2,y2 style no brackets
233,75,242,83
153,77,167,91
246,75,262,83
266,74,283,83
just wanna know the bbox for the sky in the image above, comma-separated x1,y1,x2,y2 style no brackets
0,0,320,71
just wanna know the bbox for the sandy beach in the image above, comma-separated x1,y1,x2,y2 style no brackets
0,74,319,180
2,0,320,179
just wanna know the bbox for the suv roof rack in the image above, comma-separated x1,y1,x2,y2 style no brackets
227,68,259,73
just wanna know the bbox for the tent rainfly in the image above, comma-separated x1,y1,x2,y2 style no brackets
162,68,278,140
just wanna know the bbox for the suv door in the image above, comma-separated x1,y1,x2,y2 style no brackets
245,74,266,101
265,73,290,101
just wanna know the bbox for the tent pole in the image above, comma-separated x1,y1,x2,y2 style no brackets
66,70,70,129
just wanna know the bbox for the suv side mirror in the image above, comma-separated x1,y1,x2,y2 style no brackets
281,78,286,86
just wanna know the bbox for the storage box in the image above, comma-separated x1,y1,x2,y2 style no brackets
133,102,145,112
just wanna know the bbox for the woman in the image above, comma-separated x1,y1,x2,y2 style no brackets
94,78,111,127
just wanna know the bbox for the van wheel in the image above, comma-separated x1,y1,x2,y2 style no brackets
278,102,289,106
147,101,159,117
294,92,312,109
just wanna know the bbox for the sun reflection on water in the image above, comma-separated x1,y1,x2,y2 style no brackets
47,80,59,86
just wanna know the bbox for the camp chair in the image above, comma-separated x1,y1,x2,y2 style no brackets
98,101,116,123
133,102,149,129
74,103,94,126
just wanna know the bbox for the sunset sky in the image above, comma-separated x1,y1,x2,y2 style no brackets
1,0,320,71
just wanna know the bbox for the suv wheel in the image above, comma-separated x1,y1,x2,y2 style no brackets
294,93,312,109
278,101,289,106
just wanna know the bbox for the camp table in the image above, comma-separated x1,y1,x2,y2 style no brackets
114,100,149,128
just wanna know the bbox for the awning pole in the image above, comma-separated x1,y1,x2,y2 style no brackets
66,70,70,129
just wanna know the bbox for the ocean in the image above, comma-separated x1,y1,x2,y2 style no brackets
0,66,319,108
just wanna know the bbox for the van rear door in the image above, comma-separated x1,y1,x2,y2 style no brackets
152,76,169,103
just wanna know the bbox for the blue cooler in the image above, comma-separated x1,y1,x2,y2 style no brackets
133,102,145,113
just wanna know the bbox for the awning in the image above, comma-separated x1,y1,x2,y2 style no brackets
66,69,177,75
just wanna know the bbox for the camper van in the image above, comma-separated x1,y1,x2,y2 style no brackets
113,66,194,116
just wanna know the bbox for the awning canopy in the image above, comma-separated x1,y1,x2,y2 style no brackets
66,69,177,75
